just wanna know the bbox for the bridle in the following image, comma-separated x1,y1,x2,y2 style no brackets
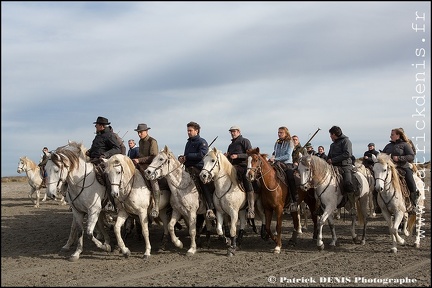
109,162,135,202
201,153,222,181
201,152,233,198
373,164,396,206
146,153,183,179
247,154,279,192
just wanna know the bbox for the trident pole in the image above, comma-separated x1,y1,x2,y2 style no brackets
208,136,218,148
301,128,321,150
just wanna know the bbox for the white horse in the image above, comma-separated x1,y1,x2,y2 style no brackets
372,153,425,253
104,154,172,259
297,155,370,250
44,141,112,261
17,156,66,207
354,160,376,217
144,145,208,256
199,147,248,256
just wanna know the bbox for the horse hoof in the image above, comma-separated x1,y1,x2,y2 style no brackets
68,255,79,262
123,251,131,258
186,251,195,257
390,248,397,254
142,254,150,260
361,240,366,245
318,244,325,251
414,243,420,249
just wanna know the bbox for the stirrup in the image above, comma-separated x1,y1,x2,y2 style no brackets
150,208,159,218
206,209,216,221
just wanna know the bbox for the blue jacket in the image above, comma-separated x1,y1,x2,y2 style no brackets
127,146,140,159
273,139,294,164
183,135,208,170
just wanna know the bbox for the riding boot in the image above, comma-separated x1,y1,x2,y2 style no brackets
201,183,216,221
247,191,255,219
409,190,419,214
347,191,356,216
373,190,381,214
150,180,161,218
42,177,47,188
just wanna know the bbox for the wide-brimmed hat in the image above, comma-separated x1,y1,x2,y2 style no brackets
368,143,375,147
229,125,241,131
93,116,111,125
134,123,151,132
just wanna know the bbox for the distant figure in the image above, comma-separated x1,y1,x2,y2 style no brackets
127,139,139,159
316,145,327,160
363,143,379,170
291,135,307,167
38,147,49,187
305,143,316,155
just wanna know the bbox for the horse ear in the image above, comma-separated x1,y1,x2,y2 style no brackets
212,147,217,153
371,154,377,163
102,158,108,163
164,145,169,153
256,147,260,153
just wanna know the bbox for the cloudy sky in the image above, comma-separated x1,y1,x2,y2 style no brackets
2,1,430,177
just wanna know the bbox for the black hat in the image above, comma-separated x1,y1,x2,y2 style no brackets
368,143,375,147
93,116,110,125
305,142,312,148
134,123,151,132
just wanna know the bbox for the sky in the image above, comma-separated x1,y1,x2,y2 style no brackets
2,1,431,177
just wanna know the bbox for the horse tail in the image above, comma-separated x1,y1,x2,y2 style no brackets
407,214,416,234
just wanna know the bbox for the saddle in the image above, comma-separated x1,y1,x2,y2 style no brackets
234,166,246,192
271,162,289,186
333,166,362,196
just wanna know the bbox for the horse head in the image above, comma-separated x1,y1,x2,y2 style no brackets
372,153,401,193
145,145,176,180
45,151,69,200
17,156,29,174
104,154,135,199
297,155,313,191
246,147,263,181
200,147,220,184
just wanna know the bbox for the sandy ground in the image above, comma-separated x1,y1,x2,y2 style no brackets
1,180,431,287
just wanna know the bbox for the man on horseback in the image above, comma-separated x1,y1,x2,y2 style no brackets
363,142,380,214
38,147,49,188
224,125,256,219
382,128,418,213
132,123,162,218
86,116,122,196
269,126,298,212
178,121,216,221
326,126,356,215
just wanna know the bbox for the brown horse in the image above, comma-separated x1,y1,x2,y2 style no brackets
246,147,301,254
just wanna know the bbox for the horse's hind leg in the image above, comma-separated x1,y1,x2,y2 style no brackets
35,189,41,208
185,213,198,256
69,214,85,262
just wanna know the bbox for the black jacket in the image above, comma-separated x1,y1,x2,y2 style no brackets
382,139,415,169
327,134,353,167
88,129,122,159
226,135,252,167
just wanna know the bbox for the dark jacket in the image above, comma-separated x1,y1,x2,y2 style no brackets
127,146,140,159
183,135,208,170
363,149,379,167
327,134,353,167
226,135,252,167
382,139,415,169
88,128,122,159
316,152,328,161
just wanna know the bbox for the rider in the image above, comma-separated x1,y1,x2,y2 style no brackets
224,125,256,219
85,116,122,195
382,128,418,213
178,121,216,221
363,142,380,214
326,126,356,215
132,123,161,218
38,147,49,188
268,126,298,212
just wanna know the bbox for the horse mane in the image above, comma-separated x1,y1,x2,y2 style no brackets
302,155,331,178
52,141,87,171
376,153,401,192
212,148,238,184
21,156,38,170
107,154,136,175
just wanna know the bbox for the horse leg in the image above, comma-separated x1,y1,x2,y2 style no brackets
29,187,36,206
185,213,197,256
168,210,183,249
158,208,170,251
358,197,368,245
274,210,283,254
382,210,402,253
288,211,299,247
35,188,41,208
327,214,337,248
237,209,247,248
61,214,78,252
317,209,331,250
41,190,47,202
69,213,85,262
402,213,409,236
137,211,151,259
264,209,276,245
86,211,111,253
113,209,131,258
